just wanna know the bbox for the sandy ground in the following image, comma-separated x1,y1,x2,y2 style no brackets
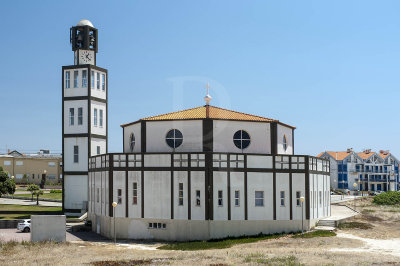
1,198,400,265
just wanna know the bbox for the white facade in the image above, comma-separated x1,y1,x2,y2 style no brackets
88,153,330,241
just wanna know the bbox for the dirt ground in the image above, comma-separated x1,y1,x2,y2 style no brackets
1,198,400,266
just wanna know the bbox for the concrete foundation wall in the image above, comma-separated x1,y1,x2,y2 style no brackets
88,214,313,241
31,215,66,242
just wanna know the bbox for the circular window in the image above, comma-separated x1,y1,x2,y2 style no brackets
130,133,135,152
166,129,183,149
283,134,287,151
233,130,251,150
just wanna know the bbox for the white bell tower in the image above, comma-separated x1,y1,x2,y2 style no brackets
62,19,108,214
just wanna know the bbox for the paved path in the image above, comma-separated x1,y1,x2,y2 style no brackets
320,205,358,222
0,228,106,242
0,197,61,207
331,195,363,204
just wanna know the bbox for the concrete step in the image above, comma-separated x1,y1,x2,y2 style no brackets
317,220,336,227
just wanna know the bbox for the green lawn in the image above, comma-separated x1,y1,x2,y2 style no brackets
158,233,287,251
0,204,62,220
11,193,62,200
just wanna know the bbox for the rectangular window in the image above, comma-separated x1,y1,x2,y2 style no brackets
73,71,78,88
196,190,201,206
101,74,105,91
48,175,56,180
93,108,98,126
99,109,103,127
82,70,87,87
96,188,99,203
280,191,285,206
91,71,94,88
3,161,11,166
255,191,264,206
16,161,23,166
319,191,322,206
97,146,100,155
218,190,223,206
69,108,74,126
48,162,56,167
96,72,100,89
234,190,240,207
178,183,184,206
78,107,83,125
65,71,70,88
117,189,122,204
133,182,138,205
73,145,79,163
296,191,301,207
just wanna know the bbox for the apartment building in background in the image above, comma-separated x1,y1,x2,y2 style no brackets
317,149,399,192
0,150,62,184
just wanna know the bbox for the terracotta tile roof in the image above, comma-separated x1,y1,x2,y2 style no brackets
317,151,352,161
378,152,390,159
121,105,295,128
357,152,376,160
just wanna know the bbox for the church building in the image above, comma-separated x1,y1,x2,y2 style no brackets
63,20,331,241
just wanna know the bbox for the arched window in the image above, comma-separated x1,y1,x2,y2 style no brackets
283,134,288,151
233,130,251,150
130,133,135,152
166,129,183,149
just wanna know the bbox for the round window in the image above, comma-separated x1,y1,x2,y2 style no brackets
233,130,251,150
166,129,183,149
130,133,135,152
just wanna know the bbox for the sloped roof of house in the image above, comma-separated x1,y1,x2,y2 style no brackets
357,151,376,160
121,105,295,128
317,151,352,161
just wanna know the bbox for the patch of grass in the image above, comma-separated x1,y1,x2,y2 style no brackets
0,240,68,254
10,193,62,200
91,259,153,266
244,253,302,265
292,230,336,238
0,204,62,220
337,222,373,230
373,191,400,205
158,233,286,251
362,209,376,214
0,204,61,212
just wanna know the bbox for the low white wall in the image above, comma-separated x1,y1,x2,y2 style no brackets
90,215,313,241
31,215,66,242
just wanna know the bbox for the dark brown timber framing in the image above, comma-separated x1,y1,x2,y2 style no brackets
141,121,146,152
108,156,114,217
203,119,213,220
305,158,310,220
270,122,277,155
89,152,329,221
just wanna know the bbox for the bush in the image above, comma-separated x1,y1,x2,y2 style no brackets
373,191,400,205
50,189,62,193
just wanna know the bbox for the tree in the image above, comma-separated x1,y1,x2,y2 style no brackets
27,184,40,201
0,167,16,197
33,190,44,205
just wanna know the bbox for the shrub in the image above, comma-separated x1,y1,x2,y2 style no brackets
373,191,400,205
50,189,62,193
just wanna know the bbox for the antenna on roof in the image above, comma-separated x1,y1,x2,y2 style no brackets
204,82,212,106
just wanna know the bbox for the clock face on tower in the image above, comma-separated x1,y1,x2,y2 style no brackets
78,50,94,65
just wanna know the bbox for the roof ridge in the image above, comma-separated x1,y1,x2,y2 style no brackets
208,105,278,122
142,106,205,120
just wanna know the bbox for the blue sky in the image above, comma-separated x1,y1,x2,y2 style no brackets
1,0,400,156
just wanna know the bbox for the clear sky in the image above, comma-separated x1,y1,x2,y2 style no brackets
1,0,399,156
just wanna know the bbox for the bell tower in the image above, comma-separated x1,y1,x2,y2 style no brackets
62,19,108,214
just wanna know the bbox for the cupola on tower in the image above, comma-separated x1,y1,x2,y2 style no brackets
62,19,108,214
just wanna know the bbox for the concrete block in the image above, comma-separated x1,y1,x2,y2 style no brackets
31,215,66,242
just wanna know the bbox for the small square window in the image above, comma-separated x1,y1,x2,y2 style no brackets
148,223,152,228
